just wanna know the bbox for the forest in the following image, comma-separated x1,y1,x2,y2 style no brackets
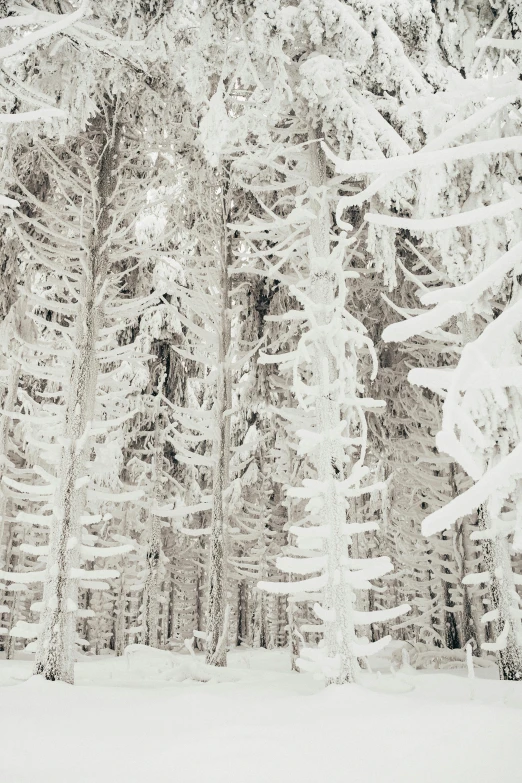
0,1,522,782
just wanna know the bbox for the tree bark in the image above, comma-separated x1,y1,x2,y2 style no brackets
142,407,163,648
206,166,232,667
34,113,120,683
308,130,357,684
479,503,522,680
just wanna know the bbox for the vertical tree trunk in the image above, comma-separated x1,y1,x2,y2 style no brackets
455,517,482,649
441,529,461,649
0,361,19,567
253,547,268,648
450,462,482,651
142,409,163,648
0,343,21,656
308,131,357,685
141,520,162,648
238,579,248,644
287,598,301,672
4,526,19,659
479,503,522,680
34,115,120,683
206,168,232,667
112,511,128,656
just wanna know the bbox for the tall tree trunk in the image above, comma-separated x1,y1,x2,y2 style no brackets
0,360,19,572
237,579,247,644
450,464,482,651
479,503,522,680
455,515,483,651
142,409,163,648
441,529,461,649
308,131,358,684
3,526,18,659
34,114,120,683
206,168,232,667
114,512,130,657
287,598,301,672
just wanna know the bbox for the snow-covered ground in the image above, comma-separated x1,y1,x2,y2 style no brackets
0,647,519,783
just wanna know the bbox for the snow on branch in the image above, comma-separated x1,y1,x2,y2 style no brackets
71,568,120,580
478,38,522,51
366,195,522,232
420,239,522,307
482,621,510,651
0,569,46,583
383,239,522,342
382,301,463,343
327,136,522,178
258,575,327,594
80,544,134,560
422,443,522,536
350,635,392,657
330,137,522,211
0,0,90,60
352,604,411,625
0,108,65,124
276,555,327,575
409,366,522,392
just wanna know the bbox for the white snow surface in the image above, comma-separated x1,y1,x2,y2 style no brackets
0,647,519,783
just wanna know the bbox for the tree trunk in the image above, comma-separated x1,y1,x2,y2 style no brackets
287,598,301,672
0,360,19,568
206,167,232,667
3,526,18,659
479,503,522,680
142,410,163,648
308,131,357,684
34,114,120,683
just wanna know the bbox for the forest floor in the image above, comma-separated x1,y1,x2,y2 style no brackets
0,645,519,783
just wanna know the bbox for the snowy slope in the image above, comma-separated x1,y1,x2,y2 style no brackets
0,648,519,783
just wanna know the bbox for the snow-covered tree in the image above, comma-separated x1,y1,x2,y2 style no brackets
214,0,445,683
330,16,522,678
0,0,187,680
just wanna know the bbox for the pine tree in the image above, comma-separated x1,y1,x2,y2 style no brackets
336,14,522,678
223,0,440,683
0,0,184,678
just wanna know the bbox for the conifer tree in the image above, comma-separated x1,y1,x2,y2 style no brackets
332,11,522,678
225,0,439,683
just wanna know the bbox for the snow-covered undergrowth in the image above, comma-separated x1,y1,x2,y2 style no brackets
0,647,519,783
